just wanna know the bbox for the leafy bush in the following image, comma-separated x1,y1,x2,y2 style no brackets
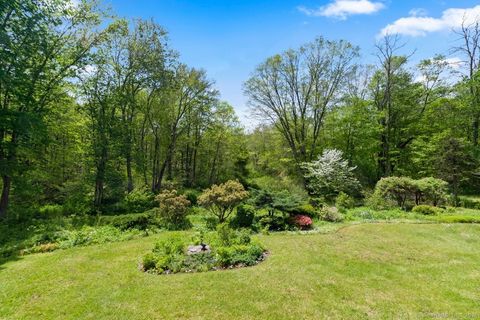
249,189,304,215
414,178,448,206
458,196,480,209
216,243,264,267
309,196,327,209
38,204,65,219
288,203,317,218
373,177,416,210
155,190,191,229
335,192,355,212
319,207,344,222
291,215,313,230
373,176,449,210
258,214,290,231
123,187,155,213
184,190,199,206
302,149,360,200
412,205,440,216
99,212,162,231
198,180,249,222
230,204,255,229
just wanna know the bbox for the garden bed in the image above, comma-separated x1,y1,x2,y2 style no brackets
140,225,267,274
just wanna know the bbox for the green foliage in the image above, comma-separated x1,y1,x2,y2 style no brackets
231,204,255,229
184,190,199,206
142,225,264,274
433,216,480,224
373,176,449,210
346,207,413,221
436,138,477,204
99,212,162,231
458,196,480,209
38,205,65,219
412,205,440,216
216,243,264,267
319,207,345,223
198,180,249,222
250,188,303,215
373,177,416,210
123,187,155,213
155,190,191,229
288,203,318,218
414,178,448,206
258,214,290,231
335,192,355,212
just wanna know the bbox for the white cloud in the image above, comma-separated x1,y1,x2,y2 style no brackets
380,5,480,37
408,8,428,17
298,0,385,20
443,57,463,70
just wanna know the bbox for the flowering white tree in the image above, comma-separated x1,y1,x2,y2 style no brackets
302,149,360,199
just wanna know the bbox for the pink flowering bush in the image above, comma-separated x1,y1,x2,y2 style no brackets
292,215,313,230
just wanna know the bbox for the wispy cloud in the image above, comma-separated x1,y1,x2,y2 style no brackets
380,5,480,37
298,0,385,20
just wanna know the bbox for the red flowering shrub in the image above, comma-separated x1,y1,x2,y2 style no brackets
292,215,313,230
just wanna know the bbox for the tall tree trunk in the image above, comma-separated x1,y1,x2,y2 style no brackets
153,135,177,192
94,147,107,208
0,175,11,219
126,151,133,192
473,114,479,146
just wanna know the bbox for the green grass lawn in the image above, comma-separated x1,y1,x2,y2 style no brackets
1,223,479,319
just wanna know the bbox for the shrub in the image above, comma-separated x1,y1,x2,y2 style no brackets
258,214,289,231
155,190,191,229
319,207,344,222
250,189,304,215
414,178,448,206
99,212,161,231
38,204,64,219
365,190,396,210
231,204,255,229
412,205,440,215
309,196,327,209
291,215,313,230
198,180,249,223
55,225,138,249
372,176,450,210
335,192,355,212
302,149,360,200
216,243,264,267
458,196,480,209
216,223,237,246
184,190,199,206
123,187,155,213
288,203,317,218
373,177,417,210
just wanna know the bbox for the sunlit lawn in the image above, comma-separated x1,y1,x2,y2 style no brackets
1,223,479,319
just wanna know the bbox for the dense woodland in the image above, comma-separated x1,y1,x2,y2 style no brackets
1,0,480,220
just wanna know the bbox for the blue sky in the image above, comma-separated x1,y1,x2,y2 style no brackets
105,0,480,124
